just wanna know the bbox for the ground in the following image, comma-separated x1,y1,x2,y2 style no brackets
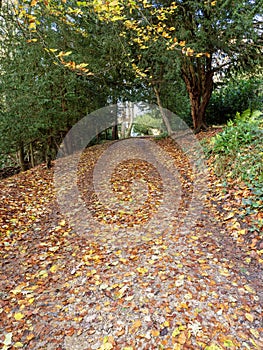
0,134,262,350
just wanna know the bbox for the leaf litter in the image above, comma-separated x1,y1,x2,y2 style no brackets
0,135,262,350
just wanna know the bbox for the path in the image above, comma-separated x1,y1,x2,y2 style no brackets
0,138,262,350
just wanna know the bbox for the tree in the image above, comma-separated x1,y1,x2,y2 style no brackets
4,0,262,146
91,0,262,132
0,2,109,169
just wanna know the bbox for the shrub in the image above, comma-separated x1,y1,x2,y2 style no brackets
206,77,262,125
206,109,263,225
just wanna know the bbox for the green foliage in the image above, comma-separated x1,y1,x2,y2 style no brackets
209,109,262,157
133,113,164,135
207,109,263,223
206,76,263,125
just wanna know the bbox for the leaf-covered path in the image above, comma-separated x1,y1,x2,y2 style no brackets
0,137,262,350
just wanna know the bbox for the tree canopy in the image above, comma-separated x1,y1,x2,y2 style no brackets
0,0,262,170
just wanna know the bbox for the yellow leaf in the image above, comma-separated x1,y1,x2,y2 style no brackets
211,1,217,6
50,265,59,273
249,328,259,338
38,270,48,278
244,284,256,294
204,345,222,350
173,344,181,350
245,313,254,322
172,327,181,337
224,212,235,220
136,267,148,274
14,312,24,321
219,268,231,277
238,229,246,235
99,343,113,350
27,38,38,43
223,339,235,347
59,219,66,226
28,298,35,304
14,342,24,348
28,22,36,30
47,48,58,53
31,0,38,6
77,63,89,68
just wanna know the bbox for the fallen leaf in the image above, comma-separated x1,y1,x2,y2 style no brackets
14,312,24,321
250,328,260,338
130,319,142,333
3,332,12,346
245,313,254,322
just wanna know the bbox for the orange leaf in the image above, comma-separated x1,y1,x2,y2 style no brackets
129,319,142,333
151,329,160,336
178,331,187,345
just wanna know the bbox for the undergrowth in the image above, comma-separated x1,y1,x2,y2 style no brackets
203,109,263,233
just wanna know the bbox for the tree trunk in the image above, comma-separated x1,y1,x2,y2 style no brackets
46,136,52,169
153,86,173,136
112,125,119,140
30,142,35,168
17,142,26,171
181,56,214,133
126,101,134,138
120,109,126,139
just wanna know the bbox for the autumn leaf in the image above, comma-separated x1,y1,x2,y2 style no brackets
3,332,12,346
14,312,24,321
250,328,260,338
245,313,254,322
177,331,187,345
50,264,59,273
129,319,142,333
99,343,113,350
151,329,160,336
244,284,256,294
136,267,148,274
14,342,24,348
28,22,36,30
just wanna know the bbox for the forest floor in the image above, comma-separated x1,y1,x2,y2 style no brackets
0,132,262,350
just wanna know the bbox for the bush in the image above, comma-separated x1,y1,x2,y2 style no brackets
206,109,263,225
206,77,262,125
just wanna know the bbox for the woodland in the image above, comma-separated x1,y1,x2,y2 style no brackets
0,1,263,349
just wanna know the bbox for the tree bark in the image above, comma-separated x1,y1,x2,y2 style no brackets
153,85,173,136
181,56,214,133
112,125,119,140
46,136,52,169
30,142,35,168
126,101,134,138
17,142,26,171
